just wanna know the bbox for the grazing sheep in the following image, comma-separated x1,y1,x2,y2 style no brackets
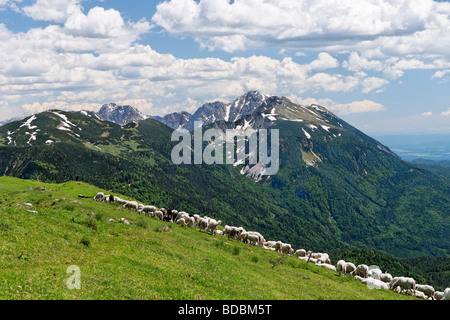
415,284,435,300
337,260,346,275
93,192,104,201
140,205,157,216
316,263,337,272
192,214,201,227
389,277,416,296
367,267,382,280
444,288,450,300
280,243,294,255
353,264,369,278
316,253,331,264
198,217,209,233
243,231,264,247
114,197,128,206
245,233,261,246
206,219,222,235
357,276,389,290
299,256,317,264
294,249,307,257
413,290,427,300
273,241,283,253
311,252,321,259
123,200,139,211
263,241,277,251
176,211,191,224
154,210,164,220
337,260,356,275
345,262,357,274
176,218,187,227
365,278,389,290
434,291,444,300
223,225,240,241
380,272,393,283
186,216,196,228
164,209,177,222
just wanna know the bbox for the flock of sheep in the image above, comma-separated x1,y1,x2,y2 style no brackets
93,191,450,300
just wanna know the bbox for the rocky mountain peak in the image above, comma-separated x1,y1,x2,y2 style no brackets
98,103,147,126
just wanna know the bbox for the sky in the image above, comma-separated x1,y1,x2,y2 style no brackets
0,0,449,135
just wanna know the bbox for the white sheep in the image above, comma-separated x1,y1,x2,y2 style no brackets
299,256,317,264
434,291,444,300
272,241,283,253
380,272,393,283
123,200,138,211
357,276,389,290
353,264,369,278
187,216,196,228
442,288,450,300
280,243,294,255
415,284,435,300
337,260,346,275
139,205,157,216
294,249,307,257
154,210,164,220
223,225,240,241
316,263,337,272
198,217,209,233
389,277,416,296
413,290,427,300
345,262,357,274
316,253,331,264
206,218,222,235
193,214,201,227
336,260,356,274
365,278,389,290
176,218,187,227
244,231,264,247
367,267,382,280
246,233,261,246
263,241,277,251
93,192,104,201
114,197,128,206
236,227,247,241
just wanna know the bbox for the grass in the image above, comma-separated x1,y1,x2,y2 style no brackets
0,176,416,300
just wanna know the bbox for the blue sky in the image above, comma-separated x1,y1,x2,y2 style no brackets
0,0,449,135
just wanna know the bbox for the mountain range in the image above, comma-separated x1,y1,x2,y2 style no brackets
0,91,448,259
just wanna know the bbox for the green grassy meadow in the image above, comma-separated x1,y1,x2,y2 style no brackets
0,177,415,300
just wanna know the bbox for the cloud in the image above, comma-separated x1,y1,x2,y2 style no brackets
152,0,439,51
441,108,450,116
421,111,433,117
361,77,389,93
152,0,450,84
308,52,339,70
287,95,386,115
23,0,81,23
432,69,450,79
21,101,100,114
330,100,387,115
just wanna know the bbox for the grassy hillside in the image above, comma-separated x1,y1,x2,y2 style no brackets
0,177,415,300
